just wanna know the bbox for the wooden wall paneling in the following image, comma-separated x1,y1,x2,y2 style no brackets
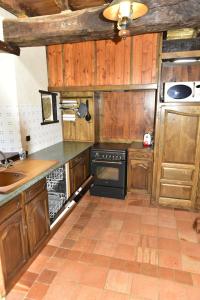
63,41,95,86
132,33,159,85
99,90,156,142
161,62,200,83
47,45,63,87
96,38,131,85
96,40,106,85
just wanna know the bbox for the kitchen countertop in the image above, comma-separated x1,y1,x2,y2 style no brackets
0,141,93,206
129,141,154,152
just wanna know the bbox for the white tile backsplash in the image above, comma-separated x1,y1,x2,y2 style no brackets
19,102,62,154
0,105,21,152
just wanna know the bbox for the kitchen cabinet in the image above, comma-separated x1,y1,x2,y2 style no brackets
128,144,153,194
24,179,50,255
152,104,200,209
47,33,159,89
69,149,90,195
0,195,28,291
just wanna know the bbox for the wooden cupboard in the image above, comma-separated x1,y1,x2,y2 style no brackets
69,149,90,195
25,190,50,255
128,143,153,194
152,104,200,209
0,196,28,292
47,33,160,89
0,179,50,295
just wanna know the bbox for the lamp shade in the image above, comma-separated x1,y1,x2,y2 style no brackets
103,0,148,21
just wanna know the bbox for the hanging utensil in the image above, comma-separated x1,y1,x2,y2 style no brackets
85,99,91,122
77,102,87,118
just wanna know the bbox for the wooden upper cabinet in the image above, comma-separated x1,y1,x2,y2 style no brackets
47,45,63,87
47,33,159,88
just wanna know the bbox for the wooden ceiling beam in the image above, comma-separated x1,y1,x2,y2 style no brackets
0,40,20,55
3,0,200,47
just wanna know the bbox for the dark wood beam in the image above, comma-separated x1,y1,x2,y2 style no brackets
3,0,200,47
0,40,20,55
0,0,38,17
163,37,200,53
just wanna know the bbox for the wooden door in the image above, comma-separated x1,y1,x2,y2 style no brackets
69,150,90,195
128,159,152,193
25,191,50,255
154,105,200,209
0,210,28,289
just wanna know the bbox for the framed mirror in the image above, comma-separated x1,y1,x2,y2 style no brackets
39,90,59,125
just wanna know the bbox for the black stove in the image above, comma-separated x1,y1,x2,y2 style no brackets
90,143,129,199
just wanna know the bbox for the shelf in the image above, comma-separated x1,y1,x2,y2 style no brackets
49,84,158,93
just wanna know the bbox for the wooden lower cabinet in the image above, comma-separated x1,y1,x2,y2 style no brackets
0,179,50,295
0,196,28,292
128,144,153,194
69,149,90,195
25,190,50,255
128,159,152,193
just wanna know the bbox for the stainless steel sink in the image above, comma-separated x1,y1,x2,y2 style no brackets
0,172,25,187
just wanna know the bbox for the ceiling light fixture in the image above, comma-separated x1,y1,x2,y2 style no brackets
103,0,148,39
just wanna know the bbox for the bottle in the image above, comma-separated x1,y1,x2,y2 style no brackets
143,131,153,147
19,148,26,160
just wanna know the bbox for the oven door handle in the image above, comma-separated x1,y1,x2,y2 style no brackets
92,160,123,165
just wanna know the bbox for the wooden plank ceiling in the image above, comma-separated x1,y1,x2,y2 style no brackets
0,0,109,17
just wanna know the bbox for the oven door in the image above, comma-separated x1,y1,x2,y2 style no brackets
91,160,126,188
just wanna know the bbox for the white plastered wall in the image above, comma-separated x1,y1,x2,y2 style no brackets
0,7,62,154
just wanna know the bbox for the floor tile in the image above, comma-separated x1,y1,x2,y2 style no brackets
192,273,200,287
159,249,182,270
79,264,108,288
101,289,129,300
75,284,103,300
105,269,133,294
174,270,193,285
159,279,188,300
131,273,159,300
26,282,49,300
60,239,76,249
37,269,57,284
44,281,79,300
113,243,136,261
93,240,117,257
158,227,178,240
72,237,97,253
158,238,180,252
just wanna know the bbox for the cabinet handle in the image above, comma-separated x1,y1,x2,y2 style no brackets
133,163,148,170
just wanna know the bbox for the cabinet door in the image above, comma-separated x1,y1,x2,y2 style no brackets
128,159,152,194
25,191,50,255
69,151,90,195
154,105,200,209
0,210,28,289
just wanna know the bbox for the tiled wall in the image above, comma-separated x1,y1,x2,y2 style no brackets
19,102,62,154
0,105,21,152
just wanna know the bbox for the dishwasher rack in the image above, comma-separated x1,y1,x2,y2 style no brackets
46,166,69,224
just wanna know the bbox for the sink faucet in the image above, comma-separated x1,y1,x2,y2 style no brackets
0,151,14,168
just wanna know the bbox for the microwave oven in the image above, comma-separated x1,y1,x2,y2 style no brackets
164,81,200,102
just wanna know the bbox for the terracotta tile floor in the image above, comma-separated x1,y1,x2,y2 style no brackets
7,192,200,300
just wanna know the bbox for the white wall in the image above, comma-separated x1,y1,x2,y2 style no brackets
0,8,62,154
